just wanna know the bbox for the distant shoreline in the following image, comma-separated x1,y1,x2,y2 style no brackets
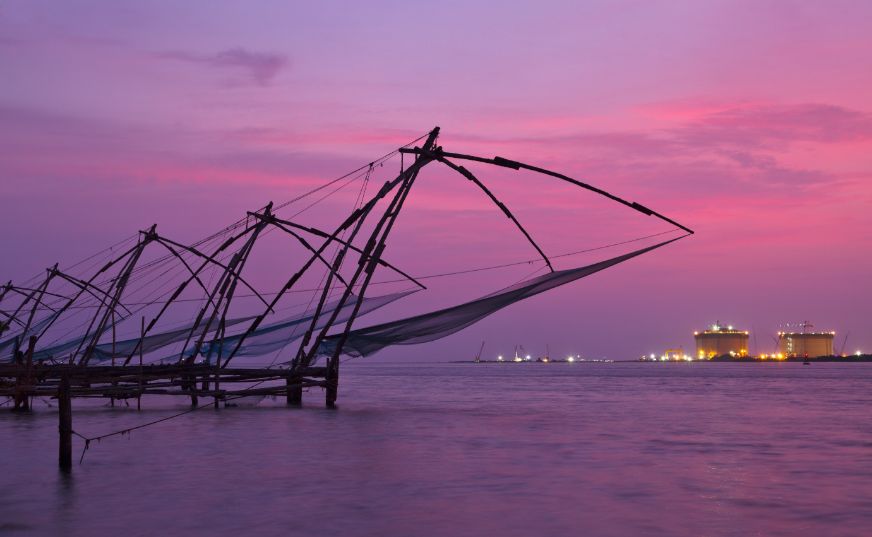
454,355,872,364
708,355,872,363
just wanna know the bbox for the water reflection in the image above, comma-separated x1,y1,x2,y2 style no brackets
3,363,872,536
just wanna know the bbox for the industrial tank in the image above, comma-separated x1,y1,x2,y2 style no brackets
777,331,834,358
694,323,749,359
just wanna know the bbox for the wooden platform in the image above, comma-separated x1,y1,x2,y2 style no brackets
0,362,329,401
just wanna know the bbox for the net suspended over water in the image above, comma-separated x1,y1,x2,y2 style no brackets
3,238,681,364
158,289,415,363
2,127,693,368
317,237,680,358
6,290,414,364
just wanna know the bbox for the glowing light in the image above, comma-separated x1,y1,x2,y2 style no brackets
649,353,656,359
728,325,733,330
856,351,863,356
497,355,504,361
513,356,522,362
525,355,531,360
567,356,575,362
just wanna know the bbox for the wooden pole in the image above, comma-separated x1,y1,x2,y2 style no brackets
287,376,302,406
138,316,144,410
213,363,220,409
13,336,36,411
325,356,338,409
58,375,72,470
213,325,222,409
111,310,116,408
25,335,35,411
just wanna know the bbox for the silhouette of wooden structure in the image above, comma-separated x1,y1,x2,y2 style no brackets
0,127,692,467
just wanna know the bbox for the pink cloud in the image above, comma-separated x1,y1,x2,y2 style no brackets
677,103,872,148
452,102,872,203
635,98,760,122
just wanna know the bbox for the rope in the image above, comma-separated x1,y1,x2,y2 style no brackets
71,373,309,464
11,131,430,293
2,131,430,361
73,404,207,464
16,229,682,312
63,161,399,449
371,228,682,283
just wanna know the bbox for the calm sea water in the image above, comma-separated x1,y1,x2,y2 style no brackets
3,362,872,536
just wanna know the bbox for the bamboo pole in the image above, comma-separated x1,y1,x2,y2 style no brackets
58,375,72,470
138,317,143,410
325,356,338,408
287,376,302,406
111,310,116,408
13,336,36,411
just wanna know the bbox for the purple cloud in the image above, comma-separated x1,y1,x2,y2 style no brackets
677,103,872,148
452,102,872,198
157,47,288,86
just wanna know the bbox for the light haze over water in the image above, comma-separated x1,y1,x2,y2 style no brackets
4,362,872,536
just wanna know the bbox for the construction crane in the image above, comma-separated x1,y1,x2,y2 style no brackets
839,331,850,356
474,340,485,363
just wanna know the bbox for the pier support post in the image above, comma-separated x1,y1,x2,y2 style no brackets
138,317,144,410
58,375,72,471
13,336,36,412
287,377,302,406
189,381,198,408
213,368,220,409
325,357,338,409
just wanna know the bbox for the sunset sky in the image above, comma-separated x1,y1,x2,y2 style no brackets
2,1,871,360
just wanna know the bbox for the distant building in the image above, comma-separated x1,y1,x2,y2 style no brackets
777,331,834,358
694,322,749,359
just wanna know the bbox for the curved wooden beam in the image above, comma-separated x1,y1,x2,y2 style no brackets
399,148,694,234
262,215,426,290
436,156,553,272
154,235,271,310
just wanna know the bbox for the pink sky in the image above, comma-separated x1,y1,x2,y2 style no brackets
1,1,871,360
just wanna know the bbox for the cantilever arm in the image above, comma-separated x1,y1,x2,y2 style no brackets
51,270,134,316
120,225,262,366
5,286,69,303
400,148,694,235
151,239,219,308
255,218,350,289
0,284,26,328
7,281,61,321
3,285,59,338
221,151,434,368
435,156,553,272
155,235,271,310
35,242,144,342
265,216,427,290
